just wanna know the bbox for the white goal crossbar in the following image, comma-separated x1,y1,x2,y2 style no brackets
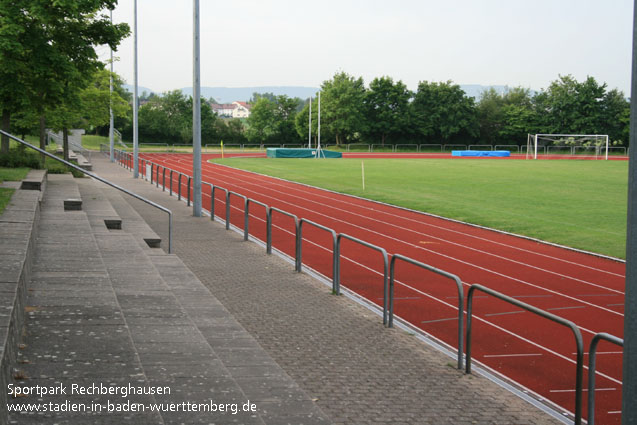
527,134,609,160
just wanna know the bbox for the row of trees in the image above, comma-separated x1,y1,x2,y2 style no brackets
291,72,630,147
0,0,130,160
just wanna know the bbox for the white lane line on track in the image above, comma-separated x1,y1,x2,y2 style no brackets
550,388,616,393
483,353,543,358
546,306,586,312
198,161,625,295
207,160,625,279
152,156,624,324
484,310,526,317
193,167,625,317
141,157,625,386
234,205,623,387
573,351,623,356
420,317,457,324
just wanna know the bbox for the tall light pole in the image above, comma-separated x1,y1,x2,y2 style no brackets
192,0,202,217
317,91,321,158
132,0,139,178
623,2,637,422
308,97,312,149
109,9,114,162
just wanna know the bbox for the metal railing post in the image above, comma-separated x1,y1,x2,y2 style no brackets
298,219,337,289
169,170,173,196
177,173,182,200
245,199,268,241
465,284,584,425
335,234,388,314
225,191,231,230
150,163,154,184
389,254,464,369
187,176,192,207
162,168,166,191
587,333,623,425
156,165,160,188
266,208,299,267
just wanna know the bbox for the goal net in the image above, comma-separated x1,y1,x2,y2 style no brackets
526,134,609,160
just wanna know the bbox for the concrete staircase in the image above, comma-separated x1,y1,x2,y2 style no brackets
7,174,328,424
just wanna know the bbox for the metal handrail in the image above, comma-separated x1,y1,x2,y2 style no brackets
587,332,623,425
335,233,388,321
466,284,584,425
210,185,228,222
226,191,247,231
267,207,299,265
5,130,173,253
389,254,464,369
298,218,337,292
202,182,215,220
246,199,269,242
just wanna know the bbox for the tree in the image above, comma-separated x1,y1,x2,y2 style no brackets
320,72,367,145
601,88,630,146
81,69,130,132
0,0,130,159
246,95,300,145
477,87,536,146
411,81,478,143
363,77,412,146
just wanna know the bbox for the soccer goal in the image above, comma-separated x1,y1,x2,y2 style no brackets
526,134,609,160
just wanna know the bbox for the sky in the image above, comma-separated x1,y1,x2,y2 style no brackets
99,0,634,95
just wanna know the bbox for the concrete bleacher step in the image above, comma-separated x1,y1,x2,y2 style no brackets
8,174,328,424
98,186,163,251
83,177,328,424
75,179,122,233
19,169,47,192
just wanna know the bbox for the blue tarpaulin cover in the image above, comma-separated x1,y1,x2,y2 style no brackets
452,150,511,157
266,148,343,158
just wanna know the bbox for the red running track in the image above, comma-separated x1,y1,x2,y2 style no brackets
134,152,625,424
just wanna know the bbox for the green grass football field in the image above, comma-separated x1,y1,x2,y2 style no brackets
212,157,628,259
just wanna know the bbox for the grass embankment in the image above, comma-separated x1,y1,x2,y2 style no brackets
0,167,29,214
211,157,628,259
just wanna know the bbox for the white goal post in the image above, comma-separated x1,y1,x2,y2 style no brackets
526,134,609,160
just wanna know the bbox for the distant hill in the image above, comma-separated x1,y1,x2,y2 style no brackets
123,84,534,102
180,86,319,104
122,84,155,96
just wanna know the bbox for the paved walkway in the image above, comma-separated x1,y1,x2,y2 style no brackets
90,155,564,425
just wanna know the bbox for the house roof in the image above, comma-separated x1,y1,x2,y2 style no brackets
234,101,252,110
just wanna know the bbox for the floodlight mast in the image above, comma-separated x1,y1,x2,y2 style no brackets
308,97,312,148
623,1,637,421
109,9,114,163
132,0,139,178
317,91,322,158
192,0,202,217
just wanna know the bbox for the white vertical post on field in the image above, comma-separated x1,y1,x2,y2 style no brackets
192,0,202,217
109,9,114,162
308,97,312,148
623,2,637,422
316,91,322,158
534,134,538,160
132,0,139,178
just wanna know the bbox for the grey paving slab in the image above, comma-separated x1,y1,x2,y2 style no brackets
88,154,565,425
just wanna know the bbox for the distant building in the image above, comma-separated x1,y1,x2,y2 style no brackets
232,101,251,118
210,101,252,118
